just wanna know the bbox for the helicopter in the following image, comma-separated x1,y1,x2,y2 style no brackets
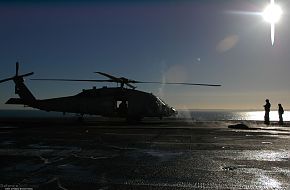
0,62,221,122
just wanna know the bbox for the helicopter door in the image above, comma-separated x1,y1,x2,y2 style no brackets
117,100,128,116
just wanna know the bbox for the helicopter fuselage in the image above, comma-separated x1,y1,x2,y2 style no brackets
7,86,177,120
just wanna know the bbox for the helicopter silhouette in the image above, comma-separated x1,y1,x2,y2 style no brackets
1,62,221,122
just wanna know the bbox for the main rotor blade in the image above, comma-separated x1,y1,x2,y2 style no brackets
95,72,120,81
95,72,221,87
95,72,135,88
125,83,136,89
134,81,221,87
31,78,114,82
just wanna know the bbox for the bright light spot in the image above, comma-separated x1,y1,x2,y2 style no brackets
246,111,265,121
262,0,283,46
262,3,282,24
244,111,290,121
257,174,282,189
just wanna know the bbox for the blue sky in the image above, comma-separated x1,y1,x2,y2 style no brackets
0,0,290,110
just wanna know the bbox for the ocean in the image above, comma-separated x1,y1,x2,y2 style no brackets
178,110,290,121
0,109,289,121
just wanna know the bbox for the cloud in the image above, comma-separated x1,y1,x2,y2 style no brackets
216,35,239,53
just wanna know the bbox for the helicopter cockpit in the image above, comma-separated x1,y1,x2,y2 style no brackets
155,96,177,117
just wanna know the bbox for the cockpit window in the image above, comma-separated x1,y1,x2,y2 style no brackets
156,96,166,106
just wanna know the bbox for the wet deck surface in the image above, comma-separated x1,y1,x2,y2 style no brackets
0,118,290,189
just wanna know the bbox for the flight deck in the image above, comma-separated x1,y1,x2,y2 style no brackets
0,118,290,189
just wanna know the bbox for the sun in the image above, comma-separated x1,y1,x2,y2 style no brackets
262,0,282,46
262,1,282,24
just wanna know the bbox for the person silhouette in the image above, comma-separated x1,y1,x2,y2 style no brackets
264,99,271,125
278,104,284,125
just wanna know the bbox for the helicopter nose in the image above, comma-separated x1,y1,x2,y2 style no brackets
161,105,177,117
168,107,177,116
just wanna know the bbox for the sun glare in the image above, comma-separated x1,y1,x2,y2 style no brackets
262,0,282,46
262,3,282,23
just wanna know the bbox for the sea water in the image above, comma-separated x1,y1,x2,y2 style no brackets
0,109,289,121
178,110,290,121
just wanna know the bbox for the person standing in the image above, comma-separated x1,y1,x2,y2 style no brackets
264,99,271,125
278,104,284,125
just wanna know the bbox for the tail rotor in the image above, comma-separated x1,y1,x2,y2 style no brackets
0,62,34,84
16,62,19,76
0,62,36,100
0,76,14,83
